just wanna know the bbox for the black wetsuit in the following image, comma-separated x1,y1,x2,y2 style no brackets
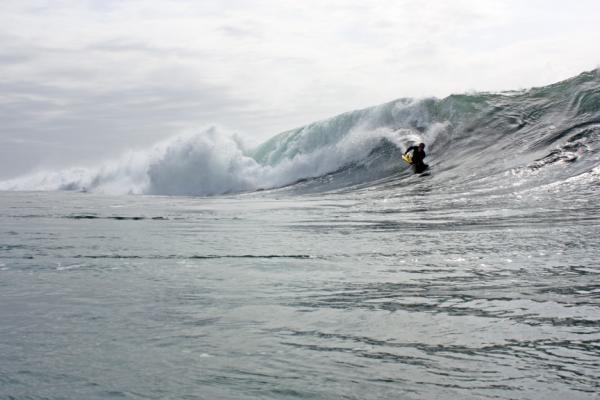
405,146,428,173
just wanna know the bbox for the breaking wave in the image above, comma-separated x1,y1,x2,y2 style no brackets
1,69,599,196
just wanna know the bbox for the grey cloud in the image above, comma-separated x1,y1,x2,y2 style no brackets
87,38,207,58
88,39,162,54
218,25,261,39
0,51,34,65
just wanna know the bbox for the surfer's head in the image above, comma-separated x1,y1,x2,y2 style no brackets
419,143,425,150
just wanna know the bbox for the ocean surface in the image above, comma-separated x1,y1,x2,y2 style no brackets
1,70,600,399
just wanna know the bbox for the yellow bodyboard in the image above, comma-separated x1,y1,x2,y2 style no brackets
402,154,413,165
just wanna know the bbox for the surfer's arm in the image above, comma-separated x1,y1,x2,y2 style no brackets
404,146,416,155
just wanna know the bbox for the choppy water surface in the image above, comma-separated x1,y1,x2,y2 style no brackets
1,178,599,399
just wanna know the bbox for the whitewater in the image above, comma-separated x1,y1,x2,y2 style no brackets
1,70,599,399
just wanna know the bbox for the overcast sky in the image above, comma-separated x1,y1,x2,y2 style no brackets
1,0,599,179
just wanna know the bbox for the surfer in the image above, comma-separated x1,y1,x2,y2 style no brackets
404,143,428,173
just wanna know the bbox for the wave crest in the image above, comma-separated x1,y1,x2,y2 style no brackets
2,69,599,196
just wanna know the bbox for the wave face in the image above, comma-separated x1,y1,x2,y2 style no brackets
1,69,599,196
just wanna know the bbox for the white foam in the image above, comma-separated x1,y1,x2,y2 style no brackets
0,120,434,196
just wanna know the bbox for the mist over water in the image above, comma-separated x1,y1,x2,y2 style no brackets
1,70,599,399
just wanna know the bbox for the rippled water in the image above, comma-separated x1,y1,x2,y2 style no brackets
1,180,599,399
